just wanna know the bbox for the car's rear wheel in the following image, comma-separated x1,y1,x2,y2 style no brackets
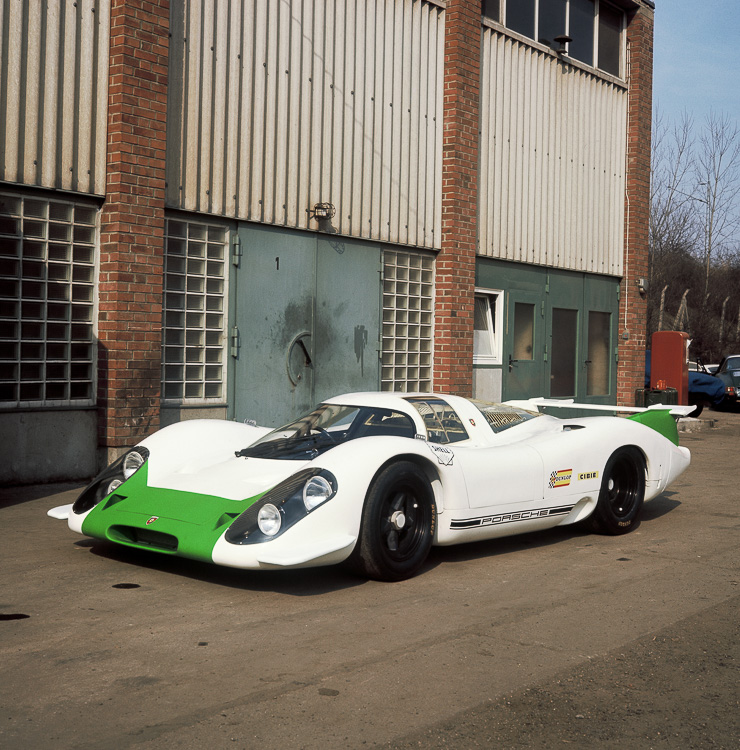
349,461,435,581
585,448,646,535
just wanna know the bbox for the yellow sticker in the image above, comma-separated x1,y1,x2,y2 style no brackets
549,469,572,488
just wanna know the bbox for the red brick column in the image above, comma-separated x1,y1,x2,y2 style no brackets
98,0,169,462
434,0,480,396
617,2,653,406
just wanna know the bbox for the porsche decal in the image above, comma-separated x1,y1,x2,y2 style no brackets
451,505,574,530
548,469,572,488
146,516,159,525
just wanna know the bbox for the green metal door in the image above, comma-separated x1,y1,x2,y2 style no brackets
232,225,316,427
581,276,618,404
503,290,545,400
314,237,381,405
231,226,381,427
545,271,583,399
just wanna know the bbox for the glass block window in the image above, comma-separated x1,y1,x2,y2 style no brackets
0,193,97,406
162,219,228,402
381,251,434,393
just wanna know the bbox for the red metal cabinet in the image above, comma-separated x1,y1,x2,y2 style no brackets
650,331,690,404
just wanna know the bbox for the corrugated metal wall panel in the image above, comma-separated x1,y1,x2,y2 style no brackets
167,0,444,249
479,28,627,276
0,0,109,196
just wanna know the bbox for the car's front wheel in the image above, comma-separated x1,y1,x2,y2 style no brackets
585,447,646,535
349,461,435,581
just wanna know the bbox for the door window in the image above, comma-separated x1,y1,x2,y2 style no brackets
513,302,535,361
550,308,578,397
586,311,610,395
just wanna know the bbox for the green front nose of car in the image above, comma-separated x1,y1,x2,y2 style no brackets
81,465,260,562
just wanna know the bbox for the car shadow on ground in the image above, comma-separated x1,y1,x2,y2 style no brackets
640,491,681,521
77,491,683,593
80,538,365,595
424,524,589,567
0,482,85,510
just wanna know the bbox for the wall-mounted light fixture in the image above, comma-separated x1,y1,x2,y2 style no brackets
637,277,648,295
553,34,572,55
311,202,336,221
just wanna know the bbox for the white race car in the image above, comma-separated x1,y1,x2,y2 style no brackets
49,393,692,581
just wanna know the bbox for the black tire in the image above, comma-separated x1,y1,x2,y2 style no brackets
349,461,435,582
585,448,646,535
688,397,704,417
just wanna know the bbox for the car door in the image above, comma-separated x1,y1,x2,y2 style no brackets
455,443,544,510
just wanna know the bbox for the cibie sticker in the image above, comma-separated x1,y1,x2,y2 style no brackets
428,443,454,466
548,469,572,488
578,471,599,481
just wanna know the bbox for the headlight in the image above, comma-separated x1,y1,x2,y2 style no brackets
123,450,147,478
106,478,124,496
257,504,282,536
72,446,150,515
226,469,337,545
303,475,333,511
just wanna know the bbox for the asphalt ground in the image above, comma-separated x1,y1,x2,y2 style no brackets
1,409,738,749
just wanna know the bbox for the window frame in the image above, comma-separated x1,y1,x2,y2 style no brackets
483,0,626,79
473,288,504,366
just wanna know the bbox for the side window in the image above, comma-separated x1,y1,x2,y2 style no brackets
405,397,469,444
474,290,503,365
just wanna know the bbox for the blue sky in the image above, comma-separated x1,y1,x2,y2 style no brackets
652,0,740,126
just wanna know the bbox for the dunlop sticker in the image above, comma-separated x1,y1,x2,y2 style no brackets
548,469,572,488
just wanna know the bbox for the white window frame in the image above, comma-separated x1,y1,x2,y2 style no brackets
473,288,503,366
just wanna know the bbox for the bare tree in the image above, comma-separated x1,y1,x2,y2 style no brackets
649,110,699,280
694,113,740,302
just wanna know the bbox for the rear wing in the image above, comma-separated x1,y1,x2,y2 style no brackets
503,398,696,445
505,398,696,418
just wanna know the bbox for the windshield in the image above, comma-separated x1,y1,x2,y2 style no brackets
238,404,417,460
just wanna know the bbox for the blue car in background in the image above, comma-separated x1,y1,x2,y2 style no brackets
646,352,735,417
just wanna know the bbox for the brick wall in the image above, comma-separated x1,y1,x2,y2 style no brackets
434,0,480,396
98,0,169,460
617,3,654,406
